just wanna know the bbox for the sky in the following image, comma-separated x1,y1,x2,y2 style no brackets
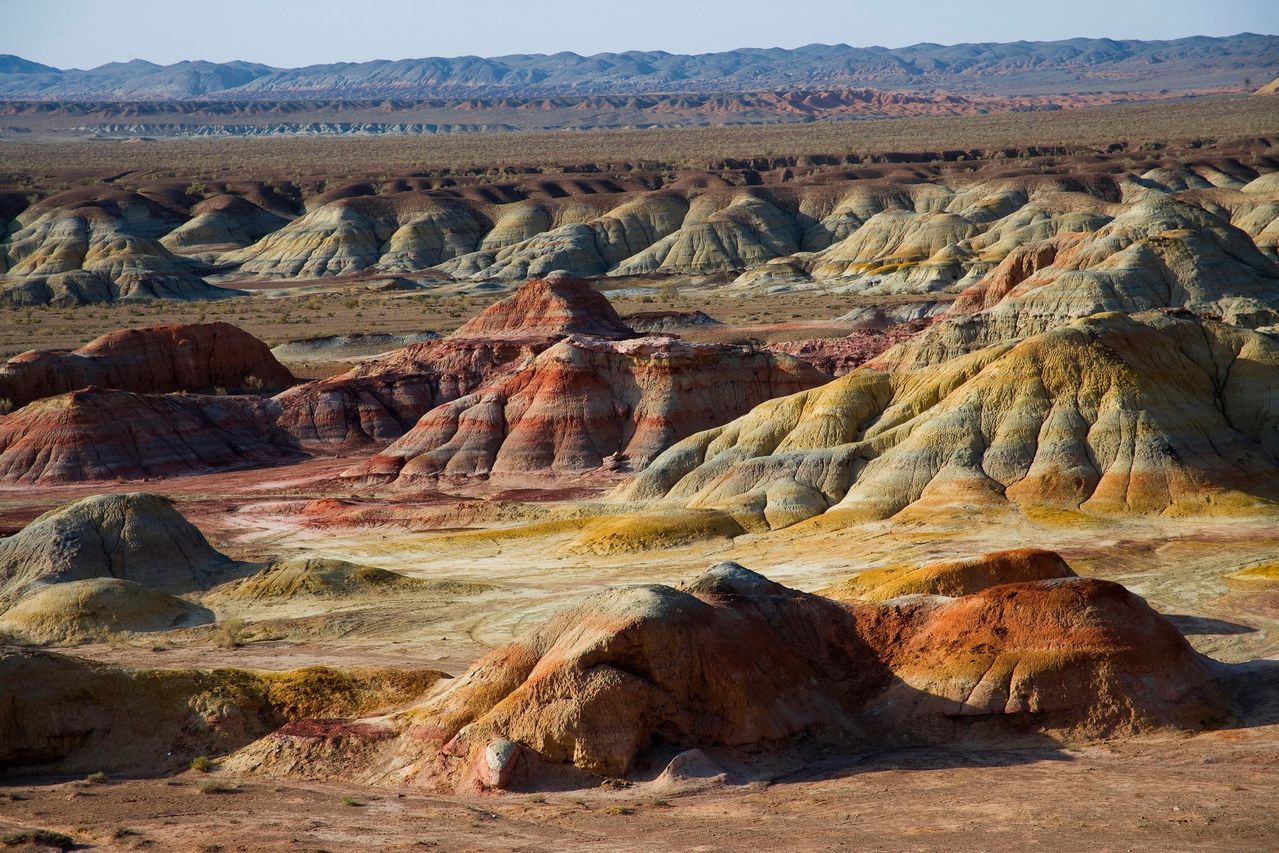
2,0,1276,69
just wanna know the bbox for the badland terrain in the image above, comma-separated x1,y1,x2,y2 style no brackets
0,34,1277,852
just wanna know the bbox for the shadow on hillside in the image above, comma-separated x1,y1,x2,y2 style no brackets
1218,658,1279,729
1165,614,1258,635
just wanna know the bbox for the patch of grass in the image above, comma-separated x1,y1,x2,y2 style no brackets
196,779,239,794
83,771,107,785
190,755,214,773
341,795,365,807
602,805,635,816
1,829,76,850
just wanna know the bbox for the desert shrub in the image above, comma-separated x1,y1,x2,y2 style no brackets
2,829,76,850
190,755,214,773
215,618,246,649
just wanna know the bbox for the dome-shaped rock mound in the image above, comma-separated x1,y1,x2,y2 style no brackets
211,557,490,602
0,388,303,485
274,275,634,447
348,335,828,482
451,272,634,340
0,578,213,645
0,492,243,604
0,322,294,409
227,562,1224,790
821,548,1077,601
619,309,1279,525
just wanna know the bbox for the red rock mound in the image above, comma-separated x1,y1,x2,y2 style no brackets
950,232,1086,314
451,271,634,340
276,275,634,447
0,322,294,409
349,335,828,482
0,387,303,484
232,561,1225,790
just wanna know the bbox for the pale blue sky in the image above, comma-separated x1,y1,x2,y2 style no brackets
2,0,1276,69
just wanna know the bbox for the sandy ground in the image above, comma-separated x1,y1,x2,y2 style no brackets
2,726,1276,852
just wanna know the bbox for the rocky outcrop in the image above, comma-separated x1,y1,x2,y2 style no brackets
619,310,1279,526
766,318,932,377
0,388,303,484
275,274,634,446
0,322,294,409
450,272,633,339
820,548,1077,601
622,310,721,333
349,335,828,481
227,562,1224,789
0,493,242,603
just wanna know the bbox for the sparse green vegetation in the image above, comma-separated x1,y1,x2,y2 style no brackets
190,755,214,773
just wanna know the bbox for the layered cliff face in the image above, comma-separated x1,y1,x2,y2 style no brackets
0,388,303,484
275,274,635,446
349,335,828,482
618,310,1279,526
227,561,1224,789
0,321,293,408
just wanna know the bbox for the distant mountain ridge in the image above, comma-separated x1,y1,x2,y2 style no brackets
1,34,1275,100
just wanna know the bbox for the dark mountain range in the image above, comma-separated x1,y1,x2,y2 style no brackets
1,34,1275,100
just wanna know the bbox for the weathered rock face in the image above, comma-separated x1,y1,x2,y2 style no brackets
0,198,234,305
0,388,303,484
349,335,828,481
619,310,1279,525
0,322,294,409
0,492,241,603
821,548,1078,601
229,562,1224,789
275,275,634,446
